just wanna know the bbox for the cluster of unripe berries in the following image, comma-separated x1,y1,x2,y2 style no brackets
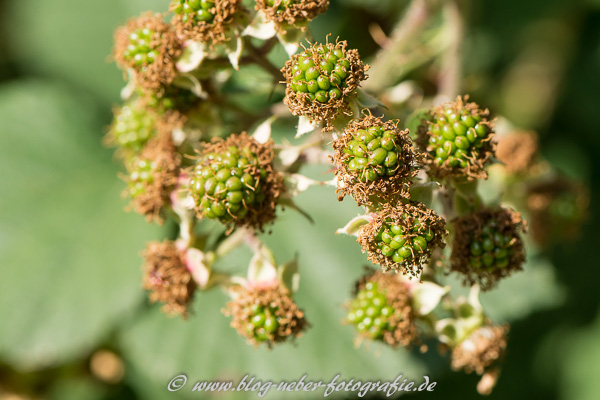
128,159,157,199
172,0,216,23
225,285,307,347
289,45,350,103
189,145,267,222
112,101,156,152
451,208,525,290
467,220,514,271
123,28,158,67
342,125,403,183
375,216,434,266
245,303,281,343
346,281,396,340
426,105,491,169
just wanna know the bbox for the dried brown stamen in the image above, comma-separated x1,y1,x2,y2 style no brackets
142,240,196,317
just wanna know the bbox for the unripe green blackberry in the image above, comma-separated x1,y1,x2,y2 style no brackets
171,0,216,24
417,96,495,180
107,88,200,159
109,98,157,154
125,133,181,223
282,40,368,131
332,114,419,205
128,158,157,199
450,208,526,290
189,132,284,232
346,270,416,347
224,284,308,347
171,0,243,45
143,240,196,318
358,202,447,277
256,0,328,28
114,13,181,92
526,177,589,246
122,27,158,66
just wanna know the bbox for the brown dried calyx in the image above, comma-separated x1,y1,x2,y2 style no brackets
143,241,196,318
223,283,308,347
451,324,509,375
495,131,539,174
128,132,181,223
256,0,329,28
353,269,418,347
332,114,419,206
450,207,526,291
171,0,243,46
281,40,368,132
358,202,448,278
114,13,182,93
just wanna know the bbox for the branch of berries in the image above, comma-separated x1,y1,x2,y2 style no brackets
105,1,589,395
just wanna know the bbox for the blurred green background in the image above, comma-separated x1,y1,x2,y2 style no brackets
0,0,598,399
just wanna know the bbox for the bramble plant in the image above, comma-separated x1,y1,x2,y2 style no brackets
107,0,589,394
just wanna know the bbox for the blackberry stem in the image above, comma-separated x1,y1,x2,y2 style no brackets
243,38,283,82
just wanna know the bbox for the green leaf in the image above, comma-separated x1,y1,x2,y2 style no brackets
120,168,427,390
480,257,566,321
3,0,165,104
441,256,565,323
0,81,161,369
561,310,600,400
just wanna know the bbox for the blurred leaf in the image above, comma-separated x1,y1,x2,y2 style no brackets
3,0,165,104
480,257,565,322
120,178,428,395
441,257,565,322
49,377,106,400
561,308,600,400
0,80,161,369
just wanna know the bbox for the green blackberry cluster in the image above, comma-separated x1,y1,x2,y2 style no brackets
128,158,156,198
374,215,435,266
347,281,396,340
123,28,158,67
172,0,216,23
225,285,307,346
244,303,280,343
419,97,494,179
111,101,157,152
289,45,350,103
451,208,525,290
467,220,514,270
427,106,490,168
190,145,267,222
342,125,403,182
